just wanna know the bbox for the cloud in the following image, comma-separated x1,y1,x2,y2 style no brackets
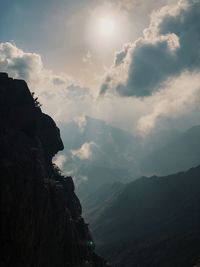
67,84,90,100
82,51,92,63
0,42,94,123
117,0,135,10
137,71,200,134
0,42,43,81
115,0,177,11
52,153,88,186
1,22,200,137
0,42,73,91
74,115,87,133
100,0,200,97
0,42,141,132
53,154,67,169
0,42,146,133
114,43,132,66
71,142,98,160
73,175,88,187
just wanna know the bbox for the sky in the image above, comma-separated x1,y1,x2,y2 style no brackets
0,0,200,135
0,0,175,86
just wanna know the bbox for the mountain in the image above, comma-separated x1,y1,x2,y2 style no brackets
59,116,200,198
0,73,109,267
142,126,200,175
59,117,142,196
82,182,125,225
89,167,200,267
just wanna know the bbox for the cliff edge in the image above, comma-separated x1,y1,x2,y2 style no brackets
0,73,109,267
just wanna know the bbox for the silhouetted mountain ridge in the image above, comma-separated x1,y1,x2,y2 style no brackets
89,166,200,267
82,182,125,225
0,73,109,267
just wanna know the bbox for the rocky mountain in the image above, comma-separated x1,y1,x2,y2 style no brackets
0,73,109,267
89,167,200,267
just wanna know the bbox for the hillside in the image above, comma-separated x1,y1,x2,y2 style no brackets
90,167,200,266
0,73,109,267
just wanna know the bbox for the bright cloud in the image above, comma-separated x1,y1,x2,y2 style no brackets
53,154,67,169
137,72,200,134
74,115,88,133
0,42,94,123
71,142,98,160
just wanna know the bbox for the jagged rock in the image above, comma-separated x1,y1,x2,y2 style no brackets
0,73,109,267
37,113,64,160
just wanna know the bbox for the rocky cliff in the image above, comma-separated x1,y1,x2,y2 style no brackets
0,73,109,267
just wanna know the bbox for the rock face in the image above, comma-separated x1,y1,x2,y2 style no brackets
0,73,108,267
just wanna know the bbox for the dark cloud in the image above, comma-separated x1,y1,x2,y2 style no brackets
52,77,66,85
100,76,112,95
117,39,178,96
159,0,200,70
101,0,200,97
66,84,91,99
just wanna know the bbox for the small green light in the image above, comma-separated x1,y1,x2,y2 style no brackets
89,241,93,246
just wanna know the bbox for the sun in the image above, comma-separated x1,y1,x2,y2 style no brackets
87,13,120,51
97,16,116,38
86,7,129,55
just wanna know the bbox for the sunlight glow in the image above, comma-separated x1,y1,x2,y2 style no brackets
97,16,116,38
86,7,129,55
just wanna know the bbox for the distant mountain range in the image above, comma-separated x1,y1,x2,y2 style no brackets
59,116,142,195
59,117,200,198
87,166,200,267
